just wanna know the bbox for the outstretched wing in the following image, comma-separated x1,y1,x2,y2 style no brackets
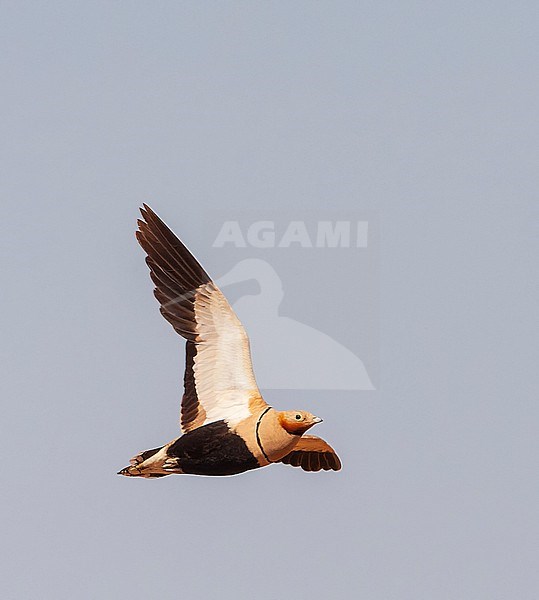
136,205,267,432
279,435,342,472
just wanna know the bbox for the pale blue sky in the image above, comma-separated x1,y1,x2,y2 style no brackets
1,2,538,599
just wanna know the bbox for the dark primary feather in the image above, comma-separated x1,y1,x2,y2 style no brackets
280,450,341,471
279,435,342,472
136,204,211,340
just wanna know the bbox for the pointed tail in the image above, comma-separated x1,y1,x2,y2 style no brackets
117,445,169,478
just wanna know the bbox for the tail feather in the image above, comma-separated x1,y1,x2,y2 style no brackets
118,445,169,478
117,465,141,477
129,446,163,466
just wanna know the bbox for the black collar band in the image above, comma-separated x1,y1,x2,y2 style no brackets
255,406,273,463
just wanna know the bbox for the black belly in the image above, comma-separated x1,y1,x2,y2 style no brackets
167,420,260,476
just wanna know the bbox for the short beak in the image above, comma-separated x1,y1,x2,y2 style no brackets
312,416,323,423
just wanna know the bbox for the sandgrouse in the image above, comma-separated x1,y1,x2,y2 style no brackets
118,206,342,478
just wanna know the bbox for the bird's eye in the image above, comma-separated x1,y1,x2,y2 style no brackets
295,414,302,420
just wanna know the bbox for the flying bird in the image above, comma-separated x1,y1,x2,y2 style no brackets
118,206,342,478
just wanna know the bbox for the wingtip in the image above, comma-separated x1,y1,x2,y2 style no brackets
139,203,155,221
139,204,168,230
